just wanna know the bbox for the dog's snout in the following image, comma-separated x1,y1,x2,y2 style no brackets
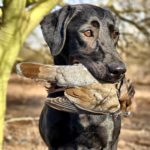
107,62,126,75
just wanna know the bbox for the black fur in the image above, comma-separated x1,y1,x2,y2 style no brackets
40,4,126,150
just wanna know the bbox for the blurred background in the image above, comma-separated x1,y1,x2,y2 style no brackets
3,0,150,149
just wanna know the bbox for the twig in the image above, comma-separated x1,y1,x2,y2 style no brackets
5,117,39,124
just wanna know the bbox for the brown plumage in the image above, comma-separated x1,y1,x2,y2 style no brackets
46,83,120,114
16,62,135,115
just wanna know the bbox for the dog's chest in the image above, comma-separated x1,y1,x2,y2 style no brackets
73,114,115,149
79,114,113,128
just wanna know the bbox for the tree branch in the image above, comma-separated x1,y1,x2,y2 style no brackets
109,6,149,38
6,117,39,124
3,0,26,26
118,15,149,37
22,0,61,41
109,5,148,14
0,8,2,20
26,0,39,6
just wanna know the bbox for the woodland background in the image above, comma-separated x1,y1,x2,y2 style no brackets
0,0,150,149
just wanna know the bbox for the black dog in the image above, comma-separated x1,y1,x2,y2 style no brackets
39,4,126,150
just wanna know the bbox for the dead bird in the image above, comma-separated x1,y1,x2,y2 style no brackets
16,62,134,115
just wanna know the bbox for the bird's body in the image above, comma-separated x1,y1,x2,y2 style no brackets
46,84,120,114
17,62,121,114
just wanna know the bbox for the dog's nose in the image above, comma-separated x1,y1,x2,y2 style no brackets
107,62,126,76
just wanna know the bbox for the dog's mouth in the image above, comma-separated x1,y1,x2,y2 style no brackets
70,58,124,84
85,62,125,84
105,72,125,83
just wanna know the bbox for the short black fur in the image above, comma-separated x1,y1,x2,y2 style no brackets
40,4,126,150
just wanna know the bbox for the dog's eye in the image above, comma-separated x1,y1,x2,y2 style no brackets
83,30,93,37
112,31,120,39
109,24,119,39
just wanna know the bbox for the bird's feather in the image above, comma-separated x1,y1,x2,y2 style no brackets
46,97,79,113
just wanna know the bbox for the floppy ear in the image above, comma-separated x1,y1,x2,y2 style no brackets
41,5,75,56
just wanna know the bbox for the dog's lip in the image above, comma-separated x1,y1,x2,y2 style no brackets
72,60,80,64
106,73,125,83
110,73,123,78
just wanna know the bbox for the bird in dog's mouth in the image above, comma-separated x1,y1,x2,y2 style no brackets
16,62,135,116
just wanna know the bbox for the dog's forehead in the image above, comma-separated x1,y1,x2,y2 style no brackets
69,4,115,28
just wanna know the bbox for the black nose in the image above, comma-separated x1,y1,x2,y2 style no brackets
107,62,126,76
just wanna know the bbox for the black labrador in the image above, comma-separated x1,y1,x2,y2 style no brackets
39,4,126,150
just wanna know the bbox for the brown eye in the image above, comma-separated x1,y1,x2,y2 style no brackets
109,24,119,39
83,30,93,37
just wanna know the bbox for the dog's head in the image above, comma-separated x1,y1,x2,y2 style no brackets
41,4,126,83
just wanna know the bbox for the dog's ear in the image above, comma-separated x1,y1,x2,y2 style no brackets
41,5,75,56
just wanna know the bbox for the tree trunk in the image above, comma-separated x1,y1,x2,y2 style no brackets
0,78,7,149
0,0,61,149
0,28,22,147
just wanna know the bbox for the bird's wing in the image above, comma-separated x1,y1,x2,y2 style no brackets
64,87,120,114
65,87,94,102
46,97,111,115
46,97,79,113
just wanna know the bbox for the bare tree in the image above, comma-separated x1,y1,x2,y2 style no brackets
95,0,149,74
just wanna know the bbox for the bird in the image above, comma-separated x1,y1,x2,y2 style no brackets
45,83,120,115
16,62,135,115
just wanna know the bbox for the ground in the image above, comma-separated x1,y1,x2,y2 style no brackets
3,74,150,150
